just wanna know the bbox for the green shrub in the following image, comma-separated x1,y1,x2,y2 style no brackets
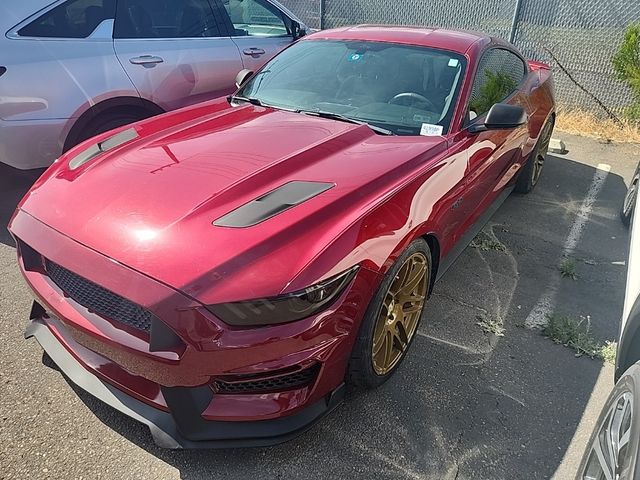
613,24,640,122
470,71,518,116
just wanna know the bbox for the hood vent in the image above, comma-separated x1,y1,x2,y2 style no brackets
214,181,334,228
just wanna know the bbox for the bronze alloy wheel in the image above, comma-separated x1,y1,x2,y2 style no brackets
372,252,429,375
532,120,554,185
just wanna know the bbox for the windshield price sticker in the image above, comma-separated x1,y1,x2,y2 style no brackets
420,123,444,136
448,58,459,67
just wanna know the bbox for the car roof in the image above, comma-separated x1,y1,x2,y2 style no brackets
306,25,492,54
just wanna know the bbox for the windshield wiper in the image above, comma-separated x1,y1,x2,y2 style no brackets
228,95,264,107
298,110,395,136
228,95,299,113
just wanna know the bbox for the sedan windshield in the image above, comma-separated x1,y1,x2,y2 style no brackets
237,39,466,136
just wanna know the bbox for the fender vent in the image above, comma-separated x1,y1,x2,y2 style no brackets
214,181,334,228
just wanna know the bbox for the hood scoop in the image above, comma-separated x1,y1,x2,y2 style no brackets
214,181,335,228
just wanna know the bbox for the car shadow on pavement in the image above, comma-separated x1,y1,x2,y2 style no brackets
0,164,45,247
39,153,632,480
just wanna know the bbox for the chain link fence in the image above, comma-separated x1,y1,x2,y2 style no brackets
280,0,640,115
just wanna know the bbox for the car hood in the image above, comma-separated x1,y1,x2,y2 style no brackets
19,100,446,304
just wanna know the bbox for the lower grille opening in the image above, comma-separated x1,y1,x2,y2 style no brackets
44,259,155,334
213,364,321,394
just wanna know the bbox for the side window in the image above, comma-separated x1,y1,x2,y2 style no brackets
469,49,527,118
222,0,290,37
18,0,116,38
114,0,223,39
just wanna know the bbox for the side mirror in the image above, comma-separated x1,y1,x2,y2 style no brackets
469,103,527,133
291,21,307,40
235,69,254,89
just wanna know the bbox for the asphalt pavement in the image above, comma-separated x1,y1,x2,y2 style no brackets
0,133,638,480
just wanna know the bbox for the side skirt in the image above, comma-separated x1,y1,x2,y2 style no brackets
435,185,514,282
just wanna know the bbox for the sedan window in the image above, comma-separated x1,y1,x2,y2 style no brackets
238,40,466,136
18,0,116,38
469,48,527,118
114,0,223,39
222,0,290,37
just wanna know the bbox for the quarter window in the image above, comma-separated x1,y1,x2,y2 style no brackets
222,0,290,37
114,0,222,39
469,48,527,117
18,0,116,38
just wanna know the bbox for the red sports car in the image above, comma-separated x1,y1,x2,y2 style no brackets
9,26,555,448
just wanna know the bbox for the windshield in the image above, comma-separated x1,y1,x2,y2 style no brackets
238,39,466,136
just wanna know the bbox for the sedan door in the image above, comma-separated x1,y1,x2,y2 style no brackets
113,0,244,112
217,0,296,72
455,48,532,234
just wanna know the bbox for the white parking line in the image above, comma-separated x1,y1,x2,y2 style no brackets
525,163,611,329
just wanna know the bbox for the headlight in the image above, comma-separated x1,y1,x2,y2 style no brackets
207,266,359,327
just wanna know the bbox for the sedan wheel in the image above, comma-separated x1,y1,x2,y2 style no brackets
515,118,555,194
621,172,638,227
532,120,553,185
372,253,428,375
578,363,640,480
348,239,431,388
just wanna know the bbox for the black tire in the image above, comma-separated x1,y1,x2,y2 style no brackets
576,362,640,480
347,238,432,389
621,167,639,228
515,117,555,194
73,110,150,149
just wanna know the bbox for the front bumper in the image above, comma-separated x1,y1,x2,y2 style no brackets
26,315,345,449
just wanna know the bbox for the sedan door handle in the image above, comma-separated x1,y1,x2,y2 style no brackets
129,55,164,65
242,48,266,56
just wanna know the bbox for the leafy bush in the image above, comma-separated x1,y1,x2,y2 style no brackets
470,70,518,116
613,24,640,122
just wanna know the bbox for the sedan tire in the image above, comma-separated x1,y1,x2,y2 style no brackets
577,362,640,480
621,165,639,227
515,118,555,194
347,239,432,389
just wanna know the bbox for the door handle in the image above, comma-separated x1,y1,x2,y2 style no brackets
129,55,164,65
242,48,266,56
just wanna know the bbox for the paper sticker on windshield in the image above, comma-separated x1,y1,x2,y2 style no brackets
414,114,432,123
448,58,459,67
348,53,364,62
420,123,444,136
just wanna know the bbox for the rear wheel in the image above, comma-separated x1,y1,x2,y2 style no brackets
621,168,639,227
347,239,431,389
515,118,554,194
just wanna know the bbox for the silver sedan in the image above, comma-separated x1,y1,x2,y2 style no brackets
0,0,307,169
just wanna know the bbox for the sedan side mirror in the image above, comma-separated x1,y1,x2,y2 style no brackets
235,69,254,89
469,103,527,134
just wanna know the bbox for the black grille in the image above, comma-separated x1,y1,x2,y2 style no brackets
214,365,320,394
45,259,154,333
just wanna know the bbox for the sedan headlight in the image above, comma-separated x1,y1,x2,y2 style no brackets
207,266,359,327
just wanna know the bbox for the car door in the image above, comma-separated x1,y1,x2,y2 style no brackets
112,0,245,112
217,0,296,72
455,48,531,233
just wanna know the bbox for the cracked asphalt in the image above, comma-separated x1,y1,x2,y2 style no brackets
1,133,639,479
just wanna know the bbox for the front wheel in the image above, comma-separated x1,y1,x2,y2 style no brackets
347,239,431,389
515,118,555,194
577,362,640,480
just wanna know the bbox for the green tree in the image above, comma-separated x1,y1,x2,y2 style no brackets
612,23,640,121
